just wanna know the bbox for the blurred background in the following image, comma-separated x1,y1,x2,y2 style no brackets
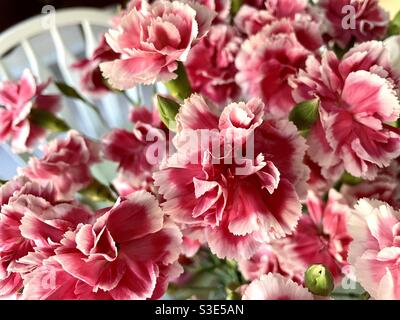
0,0,124,32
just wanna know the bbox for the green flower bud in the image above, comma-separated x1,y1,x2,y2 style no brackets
289,99,319,132
165,61,192,100
157,95,181,131
304,264,335,297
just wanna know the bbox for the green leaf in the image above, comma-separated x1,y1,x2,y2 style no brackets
29,108,70,133
157,95,181,131
388,10,400,37
289,99,319,132
164,61,192,100
55,82,85,101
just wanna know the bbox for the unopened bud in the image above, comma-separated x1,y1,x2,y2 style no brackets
157,95,181,131
304,264,334,297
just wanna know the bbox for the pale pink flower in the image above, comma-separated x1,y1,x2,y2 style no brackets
238,243,297,282
0,176,93,297
348,199,400,300
0,69,60,153
72,36,120,96
21,131,100,201
101,0,216,89
154,95,309,259
242,273,314,300
319,0,389,48
39,191,183,300
265,0,308,19
234,4,275,35
287,190,352,282
186,24,242,106
235,22,315,117
292,41,400,180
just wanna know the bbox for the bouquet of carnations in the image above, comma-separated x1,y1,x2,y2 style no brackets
1,0,400,300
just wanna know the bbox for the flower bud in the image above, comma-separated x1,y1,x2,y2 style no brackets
157,95,181,131
165,61,192,100
289,99,319,133
304,264,334,297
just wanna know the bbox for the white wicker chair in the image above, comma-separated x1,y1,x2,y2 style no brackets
0,7,159,180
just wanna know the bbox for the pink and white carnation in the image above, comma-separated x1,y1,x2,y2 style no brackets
0,176,93,297
286,190,352,282
72,35,120,96
348,198,400,300
319,0,389,48
186,24,242,106
100,0,216,89
21,130,100,201
154,94,309,260
342,159,400,209
234,0,322,41
292,41,400,180
0,69,60,153
22,191,183,300
242,273,314,300
235,19,322,117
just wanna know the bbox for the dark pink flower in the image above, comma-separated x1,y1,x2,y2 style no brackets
0,176,93,297
242,273,314,300
235,21,320,117
0,69,60,153
101,0,216,89
348,199,400,299
186,24,242,106
21,131,100,200
154,95,308,259
287,190,352,282
72,36,120,96
33,191,183,300
103,107,167,194
319,0,389,48
292,41,400,180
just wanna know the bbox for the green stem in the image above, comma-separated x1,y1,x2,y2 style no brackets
79,178,118,203
121,91,139,107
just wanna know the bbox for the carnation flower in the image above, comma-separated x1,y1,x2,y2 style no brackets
186,24,242,106
238,243,302,282
292,41,400,180
24,191,183,300
154,94,308,259
21,131,100,200
72,36,120,96
319,0,389,48
242,273,314,300
0,176,93,297
235,22,315,117
103,106,167,195
348,198,400,300
286,190,352,282
0,69,60,153
100,0,216,89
